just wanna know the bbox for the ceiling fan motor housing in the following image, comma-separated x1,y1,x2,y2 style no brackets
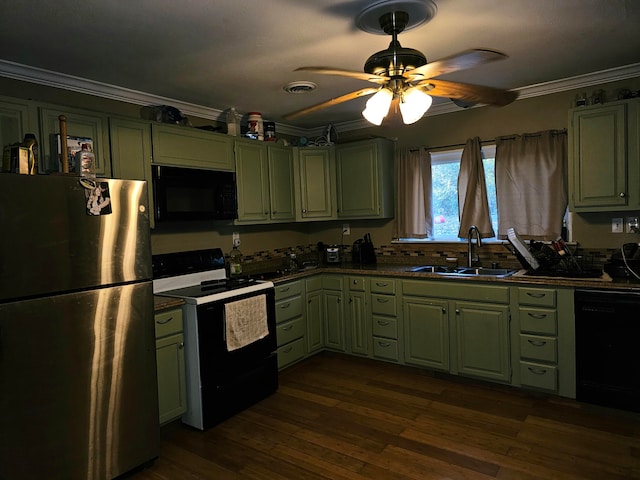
364,11,427,78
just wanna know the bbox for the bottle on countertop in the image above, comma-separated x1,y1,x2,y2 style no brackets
289,252,298,273
228,239,243,277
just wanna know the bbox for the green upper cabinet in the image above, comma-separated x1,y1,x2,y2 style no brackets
0,96,38,166
267,144,296,222
235,139,270,223
235,140,295,224
39,105,111,176
569,99,640,211
109,116,155,228
294,147,336,221
336,138,395,218
151,123,234,171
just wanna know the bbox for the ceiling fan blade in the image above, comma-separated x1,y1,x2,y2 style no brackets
295,66,389,84
403,49,508,82
283,87,380,120
420,79,518,107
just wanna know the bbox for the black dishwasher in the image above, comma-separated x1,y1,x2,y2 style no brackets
575,289,640,412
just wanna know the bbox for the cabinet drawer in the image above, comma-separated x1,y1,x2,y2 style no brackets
276,317,305,346
322,276,343,291
349,277,366,292
518,287,556,307
519,334,557,363
519,307,557,335
155,308,183,338
372,316,398,339
520,361,557,392
306,276,323,293
277,337,306,369
403,280,509,303
275,280,303,300
373,337,399,361
370,278,395,294
371,294,397,316
275,295,303,323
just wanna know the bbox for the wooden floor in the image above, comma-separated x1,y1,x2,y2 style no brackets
130,352,640,480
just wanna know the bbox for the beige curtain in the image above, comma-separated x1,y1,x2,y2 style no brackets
395,147,433,238
495,130,567,240
458,137,495,238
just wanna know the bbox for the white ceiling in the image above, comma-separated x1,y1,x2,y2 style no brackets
1,0,640,132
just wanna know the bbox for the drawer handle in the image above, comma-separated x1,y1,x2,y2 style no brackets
527,312,548,319
526,292,546,298
527,366,548,375
376,298,390,303
283,346,293,353
156,316,173,325
527,339,547,347
282,325,293,331
377,341,391,347
376,282,389,287
279,302,291,309
377,320,390,326
279,287,291,292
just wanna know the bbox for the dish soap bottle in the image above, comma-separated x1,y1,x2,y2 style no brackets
228,239,243,277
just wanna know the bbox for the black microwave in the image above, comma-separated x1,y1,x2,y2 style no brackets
152,165,238,222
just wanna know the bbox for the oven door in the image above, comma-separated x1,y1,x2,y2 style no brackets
189,288,278,429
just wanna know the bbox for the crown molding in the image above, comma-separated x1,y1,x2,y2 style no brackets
1,59,639,137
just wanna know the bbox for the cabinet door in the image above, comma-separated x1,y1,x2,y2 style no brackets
455,301,510,382
570,103,628,210
39,106,111,176
156,333,187,424
267,144,296,221
235,140,269,222
347,290,369,356
151,124,234,171
403,297,449,370
109,117,154,227
296,147,336,220
306,289,324,353
0,97,38,169
323,289,345,351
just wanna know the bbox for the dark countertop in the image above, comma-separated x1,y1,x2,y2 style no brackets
263,263,640,292
153,263,640,311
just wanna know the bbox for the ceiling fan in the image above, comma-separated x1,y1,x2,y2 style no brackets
283,7,519,125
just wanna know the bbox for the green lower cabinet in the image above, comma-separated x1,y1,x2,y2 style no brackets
403,297,449,371
154,307,187,425
347,290,369,356
274,280,306,369
306,278,324,354
454,301,510,382
323,276,345,352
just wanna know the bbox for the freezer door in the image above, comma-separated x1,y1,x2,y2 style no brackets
0,174,151,302
0,281,159,480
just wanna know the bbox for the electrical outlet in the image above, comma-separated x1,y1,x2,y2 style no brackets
612,217,624,233
626,217,639,233
342,224,350,235
232,231,240,246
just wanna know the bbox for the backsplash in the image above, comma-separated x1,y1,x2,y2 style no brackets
238,242,615,273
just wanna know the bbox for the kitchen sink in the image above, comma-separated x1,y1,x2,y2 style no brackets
451,267,517,277
407,265,517,277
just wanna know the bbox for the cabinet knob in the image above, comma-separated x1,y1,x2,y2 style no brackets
619,192,626,198
302,209,307,213
455,309,460,314
442,307,447,313
264,211,269,215
178,342,184,349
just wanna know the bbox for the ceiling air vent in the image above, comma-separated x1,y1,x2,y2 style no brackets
283,81,317,94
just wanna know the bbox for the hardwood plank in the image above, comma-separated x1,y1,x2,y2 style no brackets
128,352,640,480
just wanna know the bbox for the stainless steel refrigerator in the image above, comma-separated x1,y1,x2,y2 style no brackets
0,174,160,480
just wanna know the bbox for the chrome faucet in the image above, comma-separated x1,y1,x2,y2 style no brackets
467,225,482,267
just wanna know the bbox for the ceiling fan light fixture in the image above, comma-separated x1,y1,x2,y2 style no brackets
399,87,432,124
362,88,393,125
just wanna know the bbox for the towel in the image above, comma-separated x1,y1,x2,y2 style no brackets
224,294,269,351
